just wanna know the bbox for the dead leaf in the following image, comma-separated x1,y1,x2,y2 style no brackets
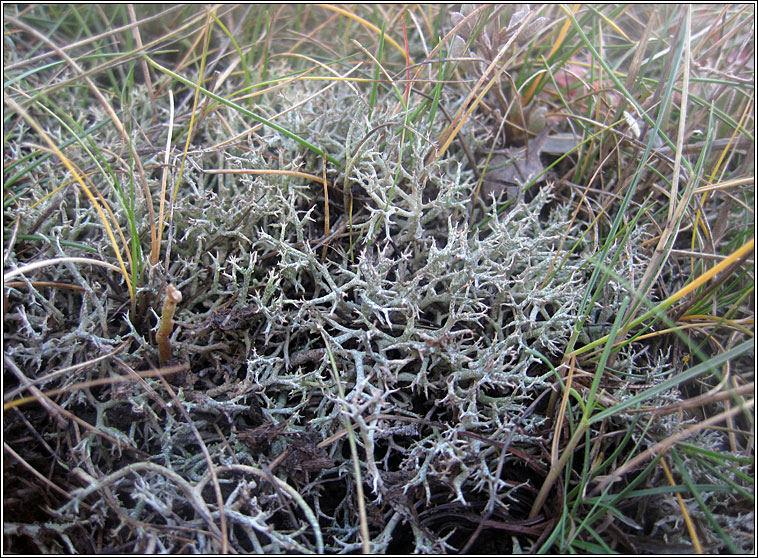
482,126,552,198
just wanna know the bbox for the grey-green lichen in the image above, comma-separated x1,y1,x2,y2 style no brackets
1,77,606,552
6,67,741,554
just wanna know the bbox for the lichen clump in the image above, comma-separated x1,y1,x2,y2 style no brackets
10,5,752,552
114,80,587,551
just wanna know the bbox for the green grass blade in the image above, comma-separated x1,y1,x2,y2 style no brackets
591,339,753,422
368,21,386,120
144,56,341,167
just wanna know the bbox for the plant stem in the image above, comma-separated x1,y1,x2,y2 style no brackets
157,284,182,365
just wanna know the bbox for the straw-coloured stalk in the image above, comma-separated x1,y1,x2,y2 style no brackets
157,284,182,365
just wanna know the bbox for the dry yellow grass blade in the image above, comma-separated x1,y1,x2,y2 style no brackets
427,10,539,167
693,176,755,195
657,238,754,310
60,155,136,283
660,456,704,554
25,172,96,211
523,4,580,105
321,154,330,263
5,14,158,263
595,6,632,42
574,237,754,357
316,4,406,59
3,363,188,411
189,165,330,188
551,355,576,467
171,7,215,241
690,93,754,265
279,52,364,97
4,96,134,306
